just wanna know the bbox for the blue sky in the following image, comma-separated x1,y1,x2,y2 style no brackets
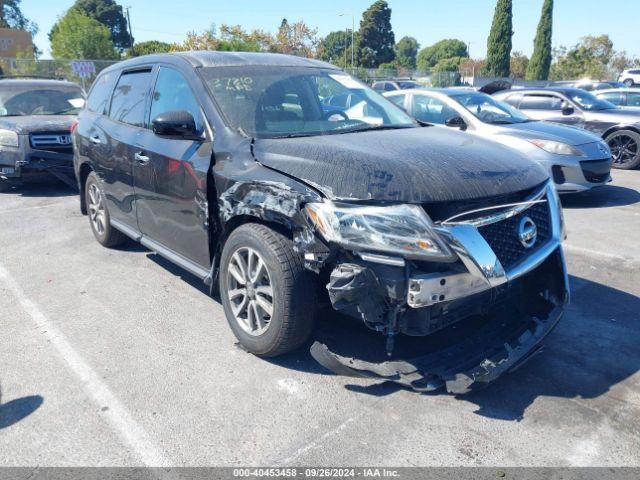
23,0,640,60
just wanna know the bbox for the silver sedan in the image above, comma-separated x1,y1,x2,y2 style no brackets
385,88,612,193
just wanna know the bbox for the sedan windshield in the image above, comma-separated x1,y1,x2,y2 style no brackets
200,66,416,138
0,84,85,116
568,90,616,111
451,92,530,124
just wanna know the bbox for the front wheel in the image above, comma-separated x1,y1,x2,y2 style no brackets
219,223,316,357
606,130,640,170
623,79,634,87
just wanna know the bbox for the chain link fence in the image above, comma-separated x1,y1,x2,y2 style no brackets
0,58,120,90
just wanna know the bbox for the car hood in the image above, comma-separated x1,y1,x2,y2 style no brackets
586,108,640,125
253,127,548,203
496,120,601,146
0,115,75,134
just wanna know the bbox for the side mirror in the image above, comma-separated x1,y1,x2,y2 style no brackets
445,116,467,131
152,110,202,140
561,103,575,116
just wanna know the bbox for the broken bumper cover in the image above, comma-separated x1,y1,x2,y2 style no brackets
0,146,74,181
312,302,563,395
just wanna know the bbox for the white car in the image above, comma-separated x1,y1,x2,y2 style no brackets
618,69,640,87
385,88,612,193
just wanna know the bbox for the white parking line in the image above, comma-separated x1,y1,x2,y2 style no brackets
0,200,77,216
563,243,639,265
0,262,172,467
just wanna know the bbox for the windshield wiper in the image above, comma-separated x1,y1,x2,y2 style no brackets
337,124,415,134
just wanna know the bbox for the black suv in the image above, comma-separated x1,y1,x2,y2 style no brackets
74,52,568,394
0,78,85,190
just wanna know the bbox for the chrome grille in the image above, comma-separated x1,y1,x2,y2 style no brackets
477,201,552,270
30,132,73,152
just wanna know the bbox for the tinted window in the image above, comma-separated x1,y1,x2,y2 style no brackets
109,69,152,127
372,83,385,92
520,95,563,110
384,83,397,91
149,67,203,131
411,95,458,125
628,92,640,107
630,70,640,75
452,92,530,124
387,94,406,108
598,92,624,105
87,72,115,114
500,93,522,108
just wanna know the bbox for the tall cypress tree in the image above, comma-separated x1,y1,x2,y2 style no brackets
482,0,513,77
526,0,553,80
357,0,395,68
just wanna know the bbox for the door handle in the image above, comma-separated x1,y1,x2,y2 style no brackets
134,152,150,165
90,135,102,145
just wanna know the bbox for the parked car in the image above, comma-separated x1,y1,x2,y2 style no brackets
618,69,640,87
0,77,85,191
372,79,420,93
74,52,568,394
595,88,640,109
385,88,612,193
494,87,640,169
549,80,627,91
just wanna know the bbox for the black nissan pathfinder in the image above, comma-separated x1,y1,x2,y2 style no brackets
73,52,569,394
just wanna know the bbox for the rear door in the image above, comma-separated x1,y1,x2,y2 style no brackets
97,68,153,230
133,65,212,269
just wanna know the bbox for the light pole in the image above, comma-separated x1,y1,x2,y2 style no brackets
339,13,355,69
125,6,135,56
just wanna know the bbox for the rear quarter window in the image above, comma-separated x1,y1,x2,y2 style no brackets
86,71,116,114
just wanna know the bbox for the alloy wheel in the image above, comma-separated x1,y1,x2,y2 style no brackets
608,133,639,166
87,183,107,235
226,247,274,336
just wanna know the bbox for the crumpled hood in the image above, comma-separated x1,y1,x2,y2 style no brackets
497,120,601,146
0,115,75,134
253,127,548,203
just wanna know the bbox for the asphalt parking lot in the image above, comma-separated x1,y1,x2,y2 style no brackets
1,171,639,467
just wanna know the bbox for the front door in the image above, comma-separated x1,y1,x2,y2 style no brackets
133,66,212,269
519,93,584,127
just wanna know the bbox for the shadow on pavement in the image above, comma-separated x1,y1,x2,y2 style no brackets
0,178,76,198
561,185,640,209
0,392,44,429
268,274,640,421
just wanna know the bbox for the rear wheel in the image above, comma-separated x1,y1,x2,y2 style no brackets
219,223,316,357
85,171,127,247
0,180,12,192
606,130,640,169
623,79,634,87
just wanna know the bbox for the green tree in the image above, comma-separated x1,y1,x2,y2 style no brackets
318,30,357,67
0,0,38,34
416,39,468,71
526,0,553,80
395,36,419,69
510,51,529,79
550,35,615,80
483,0,513,77
357,0,395,68
50,9,119,60
72,0,131,50
273,19,318,56
432,57,464,87
127,40,173,57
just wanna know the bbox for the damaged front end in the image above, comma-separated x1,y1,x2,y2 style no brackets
309,181,569,394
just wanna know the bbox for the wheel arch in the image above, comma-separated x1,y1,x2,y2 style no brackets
602,124,640,140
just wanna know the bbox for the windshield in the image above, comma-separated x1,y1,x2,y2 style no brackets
568,90,616,111
200,66,416,138
451,92,530,124
0,83,85,116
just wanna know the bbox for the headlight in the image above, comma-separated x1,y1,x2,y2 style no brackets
305,202,454,260
0,129,19,148
599,141,612,157
529,139,584,156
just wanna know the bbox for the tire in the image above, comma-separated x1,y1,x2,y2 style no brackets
219,223,316,357
623,79,634,87
0,180,12,192
85,171,127,247
605,129,640,170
